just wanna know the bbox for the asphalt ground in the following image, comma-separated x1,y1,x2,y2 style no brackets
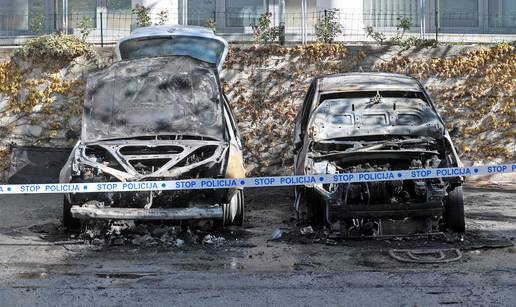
0,186,515,306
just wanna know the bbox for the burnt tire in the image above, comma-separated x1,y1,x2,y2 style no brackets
227,190,245,226
444,186,465,233
306,190,325,225
62,196,81,231
217,190,245,227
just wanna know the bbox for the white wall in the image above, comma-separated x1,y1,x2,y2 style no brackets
317,0,364,36
131,0,179,24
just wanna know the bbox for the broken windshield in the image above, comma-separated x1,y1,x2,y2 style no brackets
82,57,224,142
119,36,226,70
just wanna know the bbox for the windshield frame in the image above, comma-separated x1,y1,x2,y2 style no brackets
118,34,228,71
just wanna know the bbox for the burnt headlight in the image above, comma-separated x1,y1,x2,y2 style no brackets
72,144,123,177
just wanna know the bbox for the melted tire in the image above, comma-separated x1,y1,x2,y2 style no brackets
62,196,81,231
232,190,245,226
444,186,465,233
225,190,244,226
216,190,245,228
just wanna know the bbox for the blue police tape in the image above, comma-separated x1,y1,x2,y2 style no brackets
0,164,514,195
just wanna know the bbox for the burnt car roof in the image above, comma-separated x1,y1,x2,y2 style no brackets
317,73,422,93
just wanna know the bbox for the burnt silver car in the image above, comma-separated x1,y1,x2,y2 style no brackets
60,28,245,229
294,73,465,236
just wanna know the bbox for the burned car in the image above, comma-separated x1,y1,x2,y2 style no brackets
60,34,245,229
294,73,465,236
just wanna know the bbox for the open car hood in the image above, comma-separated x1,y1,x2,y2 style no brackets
82,57,224,143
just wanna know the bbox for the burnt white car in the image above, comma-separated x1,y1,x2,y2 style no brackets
294,73,465,236
60,26,245,229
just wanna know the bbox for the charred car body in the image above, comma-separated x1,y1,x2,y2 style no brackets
60,27,245,229
294,73,465,236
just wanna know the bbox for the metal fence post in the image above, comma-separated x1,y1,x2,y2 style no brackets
100,11,104,47
435,0,439,42
279,0,285,45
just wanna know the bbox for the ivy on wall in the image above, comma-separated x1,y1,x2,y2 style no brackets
0,34,96,177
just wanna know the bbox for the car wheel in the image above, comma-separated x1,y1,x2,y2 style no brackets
306,190,325,225
63,196,81,231
229,190,245,226
217,190,245,227
444,186,465,233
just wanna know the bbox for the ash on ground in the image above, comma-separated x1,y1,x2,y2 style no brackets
31,220,236,248
81,220,233,248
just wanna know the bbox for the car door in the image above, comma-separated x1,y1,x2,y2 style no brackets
294,80,317,176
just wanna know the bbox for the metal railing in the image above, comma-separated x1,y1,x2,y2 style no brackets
0,10,515,46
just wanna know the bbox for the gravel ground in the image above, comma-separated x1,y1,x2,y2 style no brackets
0,186,515,306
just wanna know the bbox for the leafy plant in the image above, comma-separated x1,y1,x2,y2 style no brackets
400,37,438,48
314,10,342,43
365,26,386,44
391,16,412,44
156,10,168,25
29,15,45,36
132,4,151,27
77,17,93,40
366,16,437,47
251,12,279,44
14,34,93,64
207,19,216,31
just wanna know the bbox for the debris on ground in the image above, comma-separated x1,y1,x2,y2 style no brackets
202,234,226,245
300,226,314,235
271,228,282,240
389,248,463,264
29,223,61,235
175,239,185,248
131,234,155,246
60,219,234,248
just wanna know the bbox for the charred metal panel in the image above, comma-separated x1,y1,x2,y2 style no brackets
318,73,421,93
83,57,224,143
71,206,223,220
7,147,71,184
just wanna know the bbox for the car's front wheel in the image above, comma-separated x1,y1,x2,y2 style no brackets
228,189,245,226
217,190,245,227
444,186,465,233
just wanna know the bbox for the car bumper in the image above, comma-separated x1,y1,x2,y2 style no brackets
329,202,443,220
71,205,223,220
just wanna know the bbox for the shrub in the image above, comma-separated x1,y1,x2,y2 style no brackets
366,16,437,48
365,26,386,44
207,19,216,31
77,17,93,40
314,10,342,43
133,4,151,27
251,12,279,44
29,15,45,35
156,10,168,25
14,34,93,64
